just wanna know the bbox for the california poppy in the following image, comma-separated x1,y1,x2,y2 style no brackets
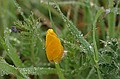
46,29,64,63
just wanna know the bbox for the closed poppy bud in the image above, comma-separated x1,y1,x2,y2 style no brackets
46,29,64,63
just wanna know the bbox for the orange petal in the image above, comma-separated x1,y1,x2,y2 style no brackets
46,29,64,62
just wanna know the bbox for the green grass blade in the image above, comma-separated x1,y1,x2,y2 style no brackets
93,7,104,79
0,57,25,79
0,29,23,67
48,1,57,33
108,0,116,38
0,57,57,77
12,0,26,19
55,2,94,55
108,12,116,38
19,67,57,75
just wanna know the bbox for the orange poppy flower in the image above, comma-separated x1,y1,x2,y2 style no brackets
46,29,64,63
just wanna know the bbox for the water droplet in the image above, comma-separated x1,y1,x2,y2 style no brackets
42,47,45,50
64,19,67,23
0,70,8,76
7,49,10,51
116,12,119,14
89,46,92,49
70,32,73,34
90,2,94,7
40,0,44,3
33,26,36,29
108,42,112,45
105,44,107,47
81,34,83,37
53,5,57,9
18,7,21,9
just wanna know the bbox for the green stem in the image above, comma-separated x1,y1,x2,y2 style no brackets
48,1,56,33
12,0,26,19
93,7,104,79
55,62,65,79
108,12,115,38
108,0,117,38
31,33,35,66
96,64,101,79
73,4,79,26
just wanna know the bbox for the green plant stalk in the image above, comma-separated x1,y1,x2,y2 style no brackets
93,7,104,79
108,0,114,8
47,1,89,8
2,67,57,76
108,0,116,38
93,7,104,61
31,35,35,66
55,2,94,54
73,4,79,26
48,1,57,33
0,57,25,79
55,63,65,79
108,12,115,38
83,4,93,43
86,67,94,79
96,63,101,79
100,20,106,40
116,0,120,7
0,36,23,68
12,0,26,19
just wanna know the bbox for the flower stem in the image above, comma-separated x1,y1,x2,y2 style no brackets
55,62,65,79
93,8,104,79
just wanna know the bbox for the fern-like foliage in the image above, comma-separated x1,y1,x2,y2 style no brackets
14,14,46,67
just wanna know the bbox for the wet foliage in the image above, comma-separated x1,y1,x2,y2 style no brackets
0,0,120,79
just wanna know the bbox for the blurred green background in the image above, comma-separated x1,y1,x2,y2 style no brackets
0,0,120,79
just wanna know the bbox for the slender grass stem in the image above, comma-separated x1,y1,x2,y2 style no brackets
108,0,118,38
48,1,56,33
12,0,26,19
96,62,102,79
108,12,115,38
100,20,106,40
55,62,65,79
73,5,79,26
31,38,35,66
93,7,104,79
